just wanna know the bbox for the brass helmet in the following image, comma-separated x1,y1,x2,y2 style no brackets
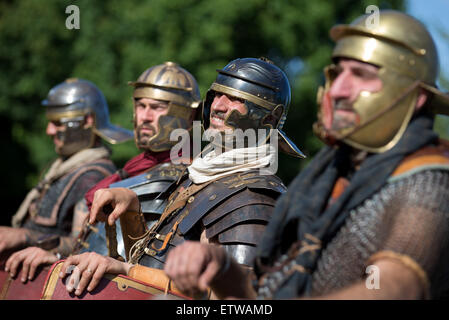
128,62,201,152
43,78,133,156
202,57,305,158
315,10,449,153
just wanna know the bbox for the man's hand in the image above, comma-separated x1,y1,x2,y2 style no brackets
59,252,132,296
164,241,228,297
4,247,58,282
0,226,27,254
90,188,140,226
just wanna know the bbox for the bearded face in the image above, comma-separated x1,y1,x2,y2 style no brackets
325,98,361,132
320,59,382,140
133,98,169,150
135,121,157,147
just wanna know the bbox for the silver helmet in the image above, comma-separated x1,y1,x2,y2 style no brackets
43,78,133,156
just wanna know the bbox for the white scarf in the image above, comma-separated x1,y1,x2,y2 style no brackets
188,144,276,184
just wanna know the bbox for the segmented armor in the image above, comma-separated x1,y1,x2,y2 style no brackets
129,170,286,268
75,162,186,260
22,158,115,237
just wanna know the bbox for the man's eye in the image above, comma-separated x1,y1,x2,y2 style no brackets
352,68,377,79
327,65,342,80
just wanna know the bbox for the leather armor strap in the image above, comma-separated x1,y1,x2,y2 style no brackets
142,181,216,254
150,178,217,234
151,209,189,253
126,180,216,262
128,264,181,295
127,264,209,299
330,140,449,203
391,140,449,177
328,177,350,206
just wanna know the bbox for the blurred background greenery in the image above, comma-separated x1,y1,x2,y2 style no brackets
5,0,448,226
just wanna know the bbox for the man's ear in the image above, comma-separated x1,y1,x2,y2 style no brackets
415,88,429,111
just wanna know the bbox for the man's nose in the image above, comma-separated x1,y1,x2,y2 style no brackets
329,71,353,101
46,122,57,135
211,95,229,112
140,106,155,122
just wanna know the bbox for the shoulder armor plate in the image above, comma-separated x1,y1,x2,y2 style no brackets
217,222,267,245
109,162,186,194
110,162,187,214
178,170,285,236
205,202,274,240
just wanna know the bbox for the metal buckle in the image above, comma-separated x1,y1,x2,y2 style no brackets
155,233,166,241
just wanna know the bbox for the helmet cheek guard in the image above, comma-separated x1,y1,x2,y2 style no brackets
55,118,96,156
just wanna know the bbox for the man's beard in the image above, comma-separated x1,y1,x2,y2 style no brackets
135,123,157,147
329,99,360,132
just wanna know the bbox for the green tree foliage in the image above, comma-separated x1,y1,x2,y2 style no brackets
0,0,404,223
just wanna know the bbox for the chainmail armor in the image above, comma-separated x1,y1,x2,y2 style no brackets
257,169,449,299
311,169,449,298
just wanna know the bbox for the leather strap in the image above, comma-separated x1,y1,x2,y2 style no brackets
127,264,208,299
329,139,449,203
151,180,214,233
328,177,350,206
391,141,449,177
151,210,189,252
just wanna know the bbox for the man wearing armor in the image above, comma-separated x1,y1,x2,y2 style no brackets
73,61,200,261
4,62,200,283
163,10,449,300
1,78,133,278
59,57,304,298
